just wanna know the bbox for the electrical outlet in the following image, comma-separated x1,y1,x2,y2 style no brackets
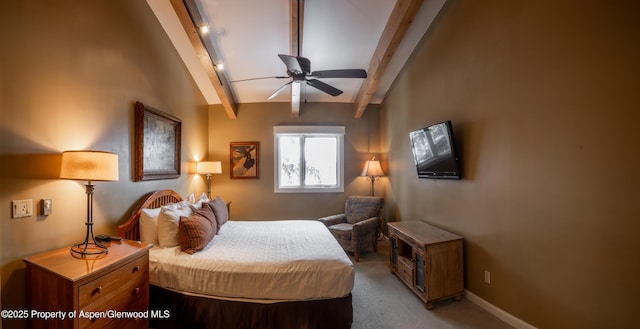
12,199,33,218
484,270,491,285
41,199,52,216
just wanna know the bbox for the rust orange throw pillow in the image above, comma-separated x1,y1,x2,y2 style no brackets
178,204,217,254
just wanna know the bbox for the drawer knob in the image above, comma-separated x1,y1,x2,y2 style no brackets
92,286,102,296
132,287,140,295
132,265,140,273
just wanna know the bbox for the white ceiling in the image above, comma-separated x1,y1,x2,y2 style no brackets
147,0,446,116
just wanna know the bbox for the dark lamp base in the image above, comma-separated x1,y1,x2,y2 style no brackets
70,242,108,258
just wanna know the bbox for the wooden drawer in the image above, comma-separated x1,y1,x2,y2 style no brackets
78,254,149,328
79,254,148,308
396,256,413,286
79,284,149,328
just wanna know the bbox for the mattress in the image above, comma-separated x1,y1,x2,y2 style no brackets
149,220,354,301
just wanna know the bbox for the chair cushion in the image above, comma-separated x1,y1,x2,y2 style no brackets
328,223,353,240
345,196,384,224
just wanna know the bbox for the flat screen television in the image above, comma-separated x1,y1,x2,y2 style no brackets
409,120,461,179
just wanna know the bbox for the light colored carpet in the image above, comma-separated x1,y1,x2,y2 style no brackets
350,240,514,329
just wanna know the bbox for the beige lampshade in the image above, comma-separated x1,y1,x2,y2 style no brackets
197,161,222,174
60,151,119,181
361,158,385,177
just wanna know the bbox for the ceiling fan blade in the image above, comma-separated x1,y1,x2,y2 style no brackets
278,54,303,74
268,81,293,100
297,56,311,74
231,76,288,83
310,69,367,79
306,79,343,97
278,54,312,74
291,82,301,115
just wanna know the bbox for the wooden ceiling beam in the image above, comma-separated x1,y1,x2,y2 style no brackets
288,0,304,118
290,0,304,57
170,0,237,119
353,0,423,118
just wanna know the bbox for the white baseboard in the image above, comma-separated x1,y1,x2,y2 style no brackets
465,290,537,329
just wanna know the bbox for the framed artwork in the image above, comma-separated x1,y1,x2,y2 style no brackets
134,101,181,181
230,142,259,179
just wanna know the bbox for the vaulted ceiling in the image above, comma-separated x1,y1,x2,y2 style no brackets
146,0,446,118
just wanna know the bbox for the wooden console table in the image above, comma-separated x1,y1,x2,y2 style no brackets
387,221,464,309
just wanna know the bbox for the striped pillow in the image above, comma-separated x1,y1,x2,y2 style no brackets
178,204,218,254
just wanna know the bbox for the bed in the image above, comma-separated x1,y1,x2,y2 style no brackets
117,189,354,329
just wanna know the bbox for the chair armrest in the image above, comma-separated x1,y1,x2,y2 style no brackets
352,217,379,236
318,214,346,227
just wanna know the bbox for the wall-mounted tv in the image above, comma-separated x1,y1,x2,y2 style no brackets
409,120,461,179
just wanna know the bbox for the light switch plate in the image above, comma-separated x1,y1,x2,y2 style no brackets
12,199,33,218
42,199,52,216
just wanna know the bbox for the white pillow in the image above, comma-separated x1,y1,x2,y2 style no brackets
185,193,196,204
139,208,162,245
190,192,210,211
157,206,193,248
163,200,190,210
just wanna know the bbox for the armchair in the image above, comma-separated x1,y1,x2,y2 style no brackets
319,196,384,262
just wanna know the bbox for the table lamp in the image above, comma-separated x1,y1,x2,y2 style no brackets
197,161,222,198
60,150,119,257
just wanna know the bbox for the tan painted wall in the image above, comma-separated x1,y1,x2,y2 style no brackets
206,102,383,220
0,1,208,326
381,1,640,328
0,2,383,325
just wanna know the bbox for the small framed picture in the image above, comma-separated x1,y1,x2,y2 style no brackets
230,142,259,179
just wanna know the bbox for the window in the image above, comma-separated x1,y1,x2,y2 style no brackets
274,126,345,193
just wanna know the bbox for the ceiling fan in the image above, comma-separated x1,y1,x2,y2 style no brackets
267,54,368,101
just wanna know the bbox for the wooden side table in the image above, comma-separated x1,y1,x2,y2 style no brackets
24,240,152,329
388,221,464,309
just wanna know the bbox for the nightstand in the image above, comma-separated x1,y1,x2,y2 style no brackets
24,240,152,329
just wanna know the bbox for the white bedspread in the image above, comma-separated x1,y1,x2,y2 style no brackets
149,220,354,301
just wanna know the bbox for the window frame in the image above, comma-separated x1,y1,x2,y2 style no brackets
273,126,345,193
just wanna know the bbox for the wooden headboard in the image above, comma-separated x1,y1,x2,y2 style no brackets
117,189,182,241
